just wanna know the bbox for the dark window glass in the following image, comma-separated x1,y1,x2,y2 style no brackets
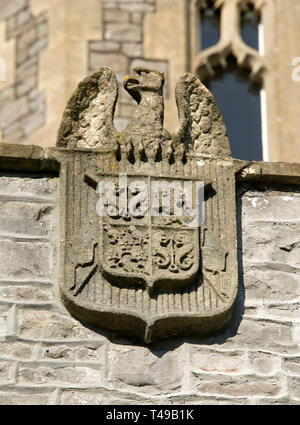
241,10,259,50
205,64,262,161
200,8,220,50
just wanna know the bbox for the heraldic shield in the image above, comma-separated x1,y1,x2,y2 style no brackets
56,67,238,343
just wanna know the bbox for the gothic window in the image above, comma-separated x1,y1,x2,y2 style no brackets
196,0,266,161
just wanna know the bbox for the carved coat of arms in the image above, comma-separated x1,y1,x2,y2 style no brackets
55,66,238,343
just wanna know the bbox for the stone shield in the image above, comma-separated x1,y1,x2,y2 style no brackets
57,149,238,343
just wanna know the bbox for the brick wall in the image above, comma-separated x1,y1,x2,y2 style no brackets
0,171,299,405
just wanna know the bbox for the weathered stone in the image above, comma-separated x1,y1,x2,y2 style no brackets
0,361,15,384
243,223,300,268
193,372,285,398
242,191,300,222
215,318,299,355
19,364,104,387
0,342,33,360
288,377,300,400
283,358,300,375
0,391,50,405
131,12,143,24
40,343,105,362
121,42,143,57
0,201,54,237
16,75,37,97
191,349,248,374
90,52,128,74
89,40,120,52
107,345,185,395
0,177,58,199
28,37,47,56
104,8,130,22
61,390,150,405
0,0,27,21
244,269,300,304
248,352,282,375
21,110,45,136
105,23,142,42
0,285,53,304
18,309,106,341
0,241,52,280
0,97,29,128
56,67,238,343
119,2,155,13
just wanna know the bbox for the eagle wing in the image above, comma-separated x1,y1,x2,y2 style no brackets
175,73,231,158
57,67,118,149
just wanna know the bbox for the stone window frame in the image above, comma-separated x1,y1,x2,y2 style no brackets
189,0,269,160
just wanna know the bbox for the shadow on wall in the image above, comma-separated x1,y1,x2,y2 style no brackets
79,190,246,356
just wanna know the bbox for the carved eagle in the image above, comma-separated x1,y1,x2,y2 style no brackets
57,66,231,159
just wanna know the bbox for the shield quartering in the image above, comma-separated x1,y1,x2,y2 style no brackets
56,67,238,343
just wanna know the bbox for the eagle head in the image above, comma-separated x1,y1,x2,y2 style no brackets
123,67,164,103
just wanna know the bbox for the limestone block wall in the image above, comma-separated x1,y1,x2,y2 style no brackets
0,168,299,405
0,0,47,145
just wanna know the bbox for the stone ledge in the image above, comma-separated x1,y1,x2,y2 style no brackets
0,143,59,174
236,161,300,185
0,143,300,186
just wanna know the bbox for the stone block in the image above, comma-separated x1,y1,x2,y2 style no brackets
0,241,53,280
288,376,300,400
243,222,300,268
0,341,33,360
0,390,50,405
18,363,104,387
0,177,58,199
40,343,105,362
105,23,142,42
90,52,128,74
262,303,300,322
131,12,143,24
283,357,300,375
0,201,54,237
214,318,299,355
21,110,45,136
0,285,53,304
28,36,47,56
242,191,300,222
0,97,29,128
0,305,14,339
89,40,120,52
121,42,143,57
104,8,130,22
18,309,106,342
119,2,155,13
248,352,282,375
61,391,149,405
0,361,15,384
107,344,184,395
16,75,37,97
244,269,300,304
191,348,248,374
0,0,27,21
193,372,285,398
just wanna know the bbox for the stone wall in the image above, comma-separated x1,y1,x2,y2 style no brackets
0,0,47,145
0,167,299,405
89,0,168,132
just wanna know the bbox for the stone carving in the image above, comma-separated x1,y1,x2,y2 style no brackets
196,0,266,84
56,66,238,343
